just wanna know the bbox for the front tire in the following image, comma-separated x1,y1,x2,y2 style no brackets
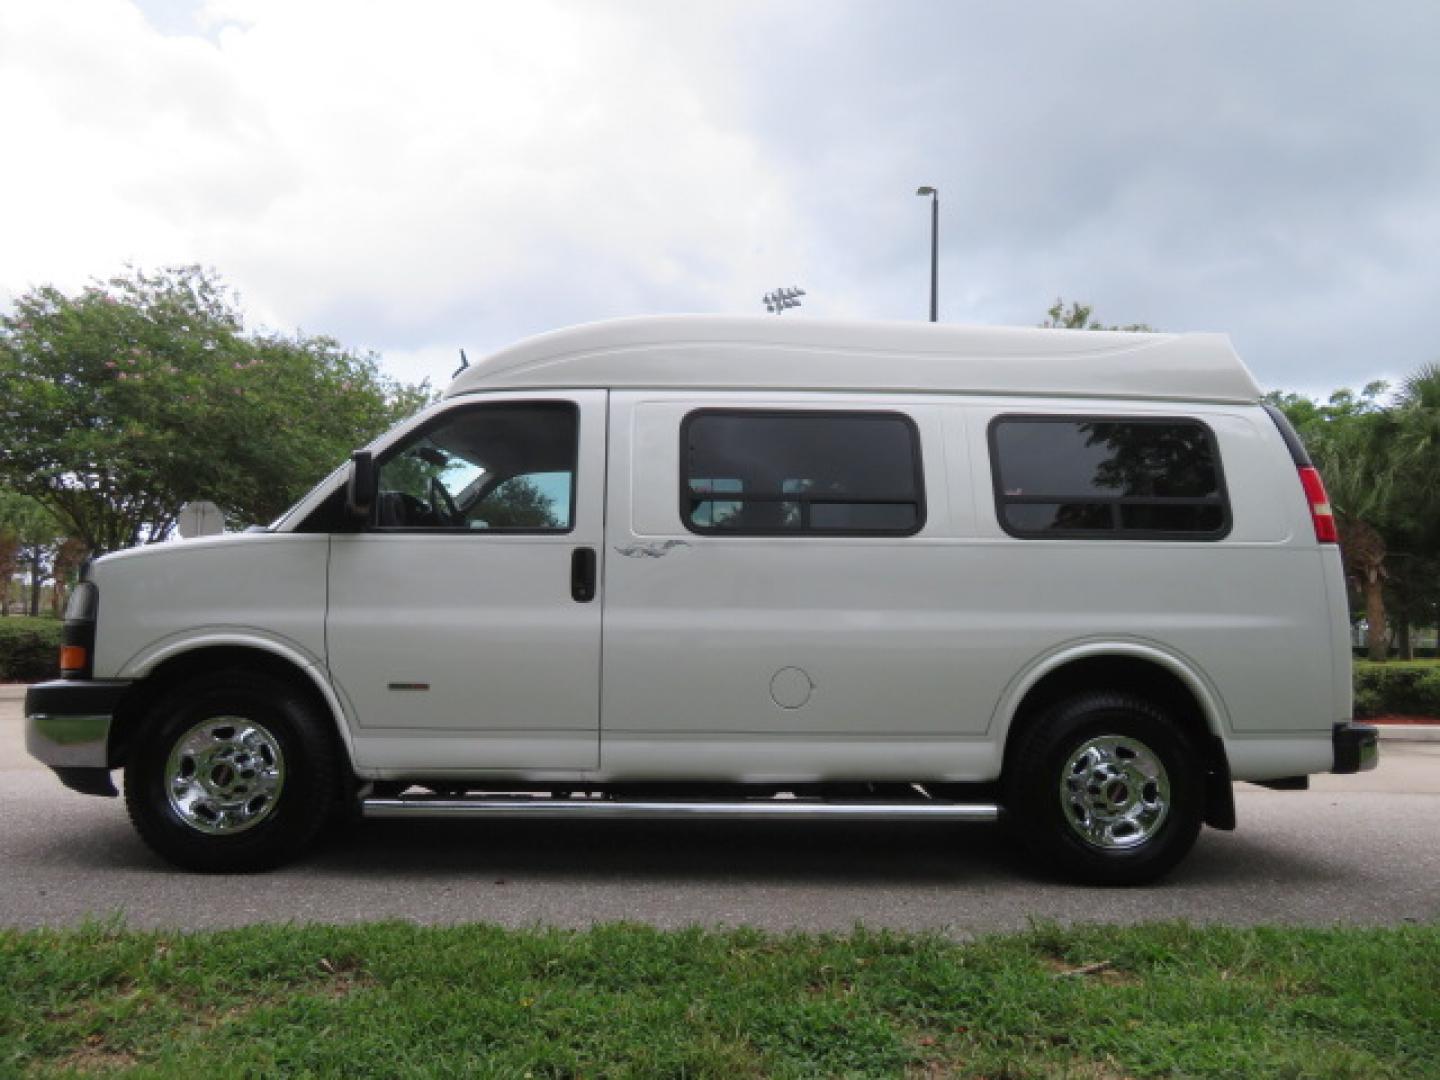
1004,693,1204,886
124,670,341,872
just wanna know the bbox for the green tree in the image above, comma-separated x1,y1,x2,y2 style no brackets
0,529,16,615
49,536,87,617
0,491,64,616
0,266,431,555
1041,298,1155,332
1382,364,1440,656
473,476,561,529
1393,364,1440,531
1385,555,1440,660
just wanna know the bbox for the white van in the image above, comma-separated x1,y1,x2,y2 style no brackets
26,316,1377,884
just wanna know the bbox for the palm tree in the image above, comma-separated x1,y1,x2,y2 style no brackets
1386,364,1440,656
1394,363,1440,530
1274,385,1397,661
1275,369,1440,661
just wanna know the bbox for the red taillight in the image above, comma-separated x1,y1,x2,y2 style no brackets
1298,466,1338,543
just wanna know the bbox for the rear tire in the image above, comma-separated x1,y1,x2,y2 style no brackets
1004,692,1204,886
124,669,341,872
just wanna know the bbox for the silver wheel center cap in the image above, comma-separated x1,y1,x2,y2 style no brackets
165,717,286,835
1060,734,1171,850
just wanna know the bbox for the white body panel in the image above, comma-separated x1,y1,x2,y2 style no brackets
602,392,986,779
445,315,1263,404
92,534,330,677
954,400,1336,743
595,392,1336,781
85,317,1348,789
325,390,607,772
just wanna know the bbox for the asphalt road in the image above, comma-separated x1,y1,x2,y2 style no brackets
3,688,1437,934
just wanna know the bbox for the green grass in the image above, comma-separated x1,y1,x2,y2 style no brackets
2,921,1436,1078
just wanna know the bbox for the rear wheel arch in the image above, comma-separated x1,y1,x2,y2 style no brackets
999,651,1234,832
1003,690,1207,884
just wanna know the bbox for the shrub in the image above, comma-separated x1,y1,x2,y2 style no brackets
1353,660,1440,718
0,617,61,683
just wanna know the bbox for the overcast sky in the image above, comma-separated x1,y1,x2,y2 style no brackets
2,0,1436,397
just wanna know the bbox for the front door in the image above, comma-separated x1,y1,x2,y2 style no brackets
326,391,606,773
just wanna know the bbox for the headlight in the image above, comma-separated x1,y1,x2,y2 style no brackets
65,581,99,622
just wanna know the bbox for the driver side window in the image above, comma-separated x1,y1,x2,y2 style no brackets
374,402,577,532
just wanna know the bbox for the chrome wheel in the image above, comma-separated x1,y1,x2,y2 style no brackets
1059,734,1170,850
164,717,285,835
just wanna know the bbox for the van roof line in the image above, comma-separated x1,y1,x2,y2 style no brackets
445,315,1263,405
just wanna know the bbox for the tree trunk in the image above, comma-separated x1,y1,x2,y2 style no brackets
1363,574,1389,661
1338,517,1389,663
1398,618,1414,661
0,537,17,616
49,537,86,617
27,552,43,617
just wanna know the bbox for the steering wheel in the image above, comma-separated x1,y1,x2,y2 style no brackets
428,477,461,525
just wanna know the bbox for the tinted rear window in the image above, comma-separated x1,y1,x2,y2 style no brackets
989,416,1230,539
683,411,924,535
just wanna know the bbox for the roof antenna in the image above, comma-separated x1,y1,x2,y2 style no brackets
452,348,470,379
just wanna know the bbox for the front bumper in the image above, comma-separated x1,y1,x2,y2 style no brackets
1332,721,1379,774
25,679,131,796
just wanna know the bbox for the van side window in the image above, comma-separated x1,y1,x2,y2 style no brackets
989,416,1229,539
373,402,577,532
682,411,924,536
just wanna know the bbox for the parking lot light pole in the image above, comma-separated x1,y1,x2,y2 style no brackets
763,286,806,314
916,186,938,322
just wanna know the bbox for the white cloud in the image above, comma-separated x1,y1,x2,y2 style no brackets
0,0,809,360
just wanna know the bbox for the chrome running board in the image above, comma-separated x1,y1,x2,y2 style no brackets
361,796,1000,822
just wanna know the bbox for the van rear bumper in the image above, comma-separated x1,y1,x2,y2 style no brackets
1331,722,1379,774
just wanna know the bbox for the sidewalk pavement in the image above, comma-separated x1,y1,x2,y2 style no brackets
1376,724,1440,743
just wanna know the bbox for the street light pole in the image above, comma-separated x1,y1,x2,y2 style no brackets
916,186,938,322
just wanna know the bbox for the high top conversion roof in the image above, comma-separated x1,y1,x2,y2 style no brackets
446,315,1262,404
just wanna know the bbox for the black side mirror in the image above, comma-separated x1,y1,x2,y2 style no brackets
346,450,377,520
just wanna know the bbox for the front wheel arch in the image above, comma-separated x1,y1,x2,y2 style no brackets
110,645,350,774
123,666,344,871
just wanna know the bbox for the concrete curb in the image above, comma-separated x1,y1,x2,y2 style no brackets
0,685,27,703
